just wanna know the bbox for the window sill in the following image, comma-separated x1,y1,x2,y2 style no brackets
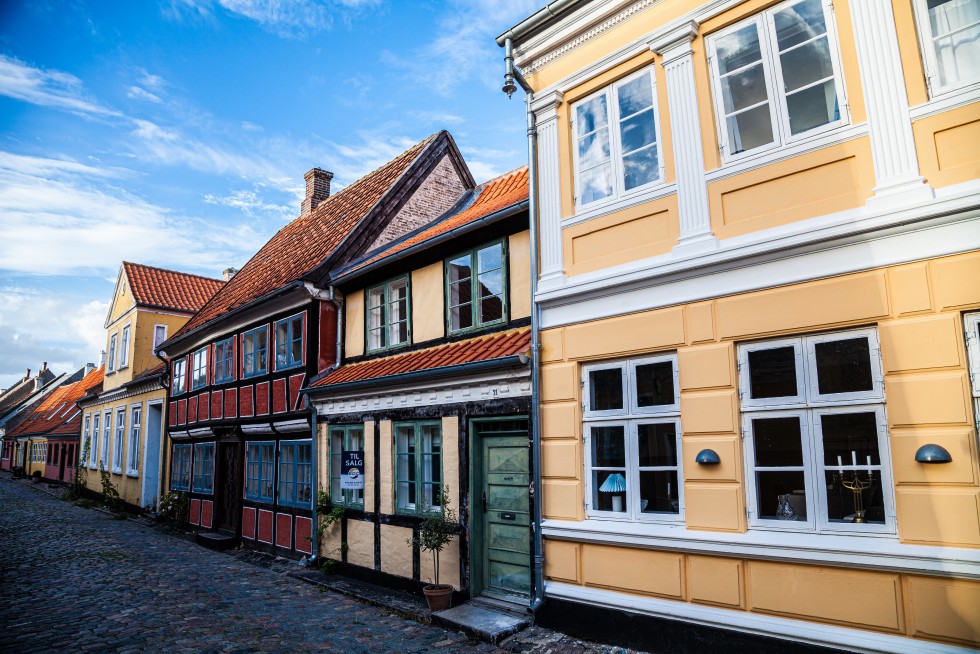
126,471,139,478
565,181,677,229
245,497,273,504
275,362,303,372
909,80,980,120
110,468,123,475
542,518,980,579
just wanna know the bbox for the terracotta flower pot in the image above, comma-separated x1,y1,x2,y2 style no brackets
423,584,453,611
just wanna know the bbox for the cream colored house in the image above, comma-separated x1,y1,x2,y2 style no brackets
499,0,980,651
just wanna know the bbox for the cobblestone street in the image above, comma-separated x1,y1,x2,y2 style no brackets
0,478,634,654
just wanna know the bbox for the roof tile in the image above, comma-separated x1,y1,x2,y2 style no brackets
7,367,104,438
123,262,224,313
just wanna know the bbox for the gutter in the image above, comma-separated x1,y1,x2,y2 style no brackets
331,200,529,287
302,355,528,398
495,0,583,46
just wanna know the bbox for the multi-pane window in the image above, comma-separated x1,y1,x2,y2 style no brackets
192,347,208,390
329,425,364,508
395,422,442,515
214,338,235,383
89,412,100,469
707,0,847,160
914,0,980,94
193,442,215,494
245,441,275,502
171,444,192,491
100,410,111,469
108,333,118,372
153,324,168,350
738,329,893,533
119,325,131,368
112,408,125,473
278,440,312,507
275,315,304,370
572,66,662,207
172,358,186,395
367,277,410,352
127,405,141,475
583,354,683,521
243,326,268,378
82,415,91,466
447,242,506,333
965,313,980,433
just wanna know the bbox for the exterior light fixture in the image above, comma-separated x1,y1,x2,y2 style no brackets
695,449,721,464
914,444,952,464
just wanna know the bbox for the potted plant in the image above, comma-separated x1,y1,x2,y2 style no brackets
410,485,457,612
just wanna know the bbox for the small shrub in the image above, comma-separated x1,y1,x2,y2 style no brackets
98,465,123,513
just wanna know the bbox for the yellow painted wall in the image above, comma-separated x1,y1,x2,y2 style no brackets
380,523,413,577
105,308,188,392
508,230,532,320
346,519,375,569
345,289,365,357
913,102,980,190
411,261,444,342
379,420,393,514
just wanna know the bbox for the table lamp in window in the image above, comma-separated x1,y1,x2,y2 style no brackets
599,473,627,512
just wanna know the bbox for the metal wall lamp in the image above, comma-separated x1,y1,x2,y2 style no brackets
914,444,953,464
695,449,721,464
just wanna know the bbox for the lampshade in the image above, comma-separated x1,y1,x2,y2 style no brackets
599,473,627,493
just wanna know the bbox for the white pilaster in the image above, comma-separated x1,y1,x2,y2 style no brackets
850,0,933,207
650,21,718,256
531,89,565,288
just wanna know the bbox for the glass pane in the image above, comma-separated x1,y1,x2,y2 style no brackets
756,471,807,520
821,411,880,467
448,256,471,283
368,286,384,309
825,470,885,524
617,72,653,118
635,361,674,407
786,79,839,134
780,37,833,92
753,416,804,467
637,423,677,466
579,163,613,204
291,335,302,365
451,302,472,330
639,471,679,514
577,129,610,168
726,104,774,154
748,346,798,399
814,337,873,395
478,269,503,298
591,425,626,467
575,94,608,136
774,0,827,51
592,470,627,512
934,21,980,86
623,146,659,190
619,109,656,155
720,63,769,113
392,320,408,345
422,455,440,484
716,23,763,74
477,244,503,274
450,277,471,306
479,294,503,323
589,368,624,411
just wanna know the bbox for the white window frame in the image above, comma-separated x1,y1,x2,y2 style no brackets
127,403,142,476
100,410,111,469
739,328,895,535
570,65,665,212
119,324,131,368
706,0,850,164
82,414,91,465
965,312,980,434
582,353,684,524
112,407,125,474
89,412,100,469
107,332,118,372
912,0,980,96
153,324,168,351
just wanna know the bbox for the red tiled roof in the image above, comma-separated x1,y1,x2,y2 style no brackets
132,362,166,382
348,166,528,274
8,367,104,438
313,327,530,388
123,262,225,314
173,134,441,338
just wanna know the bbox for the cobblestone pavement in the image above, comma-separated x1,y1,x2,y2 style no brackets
0,477,638,654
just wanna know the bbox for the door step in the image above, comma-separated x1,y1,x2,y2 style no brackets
431,598,531,644
195,530,240,552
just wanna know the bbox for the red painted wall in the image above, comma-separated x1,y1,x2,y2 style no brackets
317,300,338,374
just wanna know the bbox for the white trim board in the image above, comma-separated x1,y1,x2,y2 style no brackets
544,582,976,654
541,519,980,580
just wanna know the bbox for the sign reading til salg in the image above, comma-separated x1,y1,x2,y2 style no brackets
340,450,365,490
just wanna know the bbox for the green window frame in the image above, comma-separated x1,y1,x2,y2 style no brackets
445,240,508,335
394,421,442,515
329,424,365,508
366,276,411,352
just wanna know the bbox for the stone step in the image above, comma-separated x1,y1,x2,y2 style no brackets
195,530,240,551
431,599,531,645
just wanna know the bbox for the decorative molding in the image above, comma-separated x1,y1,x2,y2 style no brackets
273,419,310,433
647,19,698,65
242,423,274,435
168,430,189,440
535,98,565,284
530,89,564,115
188,427,214,438
545,582,978,654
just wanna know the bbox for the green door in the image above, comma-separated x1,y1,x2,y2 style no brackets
473,419,530,599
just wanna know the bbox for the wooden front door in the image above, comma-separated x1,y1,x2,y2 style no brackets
472,418,531,600
217,442,242,532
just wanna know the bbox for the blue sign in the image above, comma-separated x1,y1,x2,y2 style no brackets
340,450,364,490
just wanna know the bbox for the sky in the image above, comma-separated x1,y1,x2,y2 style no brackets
0,0,540,389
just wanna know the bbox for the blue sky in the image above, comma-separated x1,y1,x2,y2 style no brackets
0,0,539,389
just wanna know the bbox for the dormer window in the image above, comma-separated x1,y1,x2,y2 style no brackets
446,241,507,334
366,276,410,352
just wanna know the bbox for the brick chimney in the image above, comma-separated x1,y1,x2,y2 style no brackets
222,267,238,282
300,167,333,216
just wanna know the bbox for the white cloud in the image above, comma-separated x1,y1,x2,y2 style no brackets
0,54,122,117
127,86,163,103
410,110,465,126
204,188,294,219
165,0,378,37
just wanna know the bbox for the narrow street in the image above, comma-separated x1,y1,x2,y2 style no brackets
0,479,627,654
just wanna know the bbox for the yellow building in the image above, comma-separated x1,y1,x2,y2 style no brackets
499,0,980,651
78,262,223,509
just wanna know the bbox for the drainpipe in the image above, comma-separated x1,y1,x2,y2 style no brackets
501,38,545,615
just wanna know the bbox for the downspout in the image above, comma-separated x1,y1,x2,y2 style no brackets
501,37,545,615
